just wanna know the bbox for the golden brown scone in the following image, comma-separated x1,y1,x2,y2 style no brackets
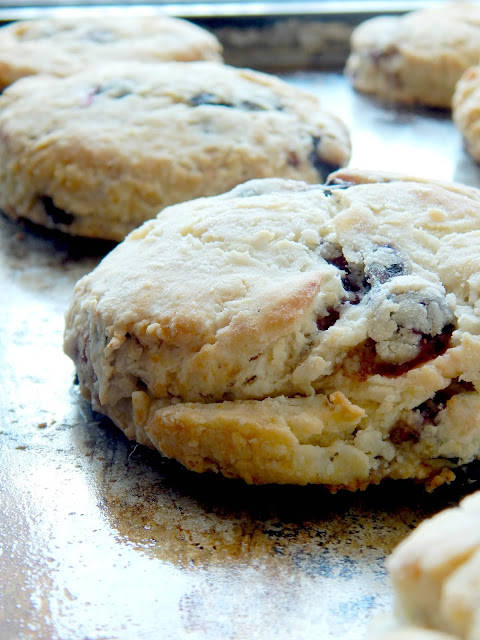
346,2,480,108
0,14,222,89
64,171,480,488
0,61,350,240
385,491,480,640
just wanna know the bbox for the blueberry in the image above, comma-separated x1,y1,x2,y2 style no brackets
39,195,74,226
365,245,407,285
189,92,234,108
368,285,455,368
316,307,340,331
308,136,342,180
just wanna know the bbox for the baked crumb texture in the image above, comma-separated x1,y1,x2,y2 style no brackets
345,2,480,108
0,61,350,240
64,171,480,489
0,14,223,89
383,490,480,640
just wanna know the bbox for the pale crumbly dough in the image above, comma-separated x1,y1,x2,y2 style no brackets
453,65,480,162
64,170,480,489
384,490,480,640
0,15,222,89
345,2,480,108
0,61,350,241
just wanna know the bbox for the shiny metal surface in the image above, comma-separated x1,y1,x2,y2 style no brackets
0,1,437,22
2,72,480,640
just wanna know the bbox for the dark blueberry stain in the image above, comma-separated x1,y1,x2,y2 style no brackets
189,92,234,108
361,324,454,378
316,307,340,331
417,379,475,424
322,183,354,196
320,243,407,307
390,378,475,446
389,421,420,446
324,176,354,189
369,261,403,283
39,195,75,226
308,136,342,179
89,83,132,100
239,99,269,111
189,93,273,111
319,244,369,302
365,245,406,285
287,151,300,168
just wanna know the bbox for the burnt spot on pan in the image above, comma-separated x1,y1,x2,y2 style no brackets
39,195,75,226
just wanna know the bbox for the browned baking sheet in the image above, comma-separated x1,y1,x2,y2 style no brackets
1,9,480,638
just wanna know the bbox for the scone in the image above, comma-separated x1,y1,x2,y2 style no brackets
0,15,222,89
0,61,351,241
64,170,480,489
453,65,480,162
384,490,480,640
345,2,480,108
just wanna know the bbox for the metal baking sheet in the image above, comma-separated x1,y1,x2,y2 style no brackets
2,36,480,640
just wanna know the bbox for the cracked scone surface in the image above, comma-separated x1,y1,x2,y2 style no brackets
0,14,222,89
384,490,480,640
345,2,480,108
0,61,350,241
64,170,480,488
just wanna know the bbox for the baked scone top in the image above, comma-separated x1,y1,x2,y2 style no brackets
346,2,480,107
64,171,480,487
0,61,350,240
0,15,222,89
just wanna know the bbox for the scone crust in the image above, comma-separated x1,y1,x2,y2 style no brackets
0,61,351,240
0,15,222,88
64,172,480,488
386,491,480,640
346,2,480,108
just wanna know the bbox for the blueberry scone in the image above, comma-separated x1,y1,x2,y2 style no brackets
64,170,480,489
0,61,350,241
453,65,480,163
345,2,480,108
382,490,480,640
0,15,222,90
